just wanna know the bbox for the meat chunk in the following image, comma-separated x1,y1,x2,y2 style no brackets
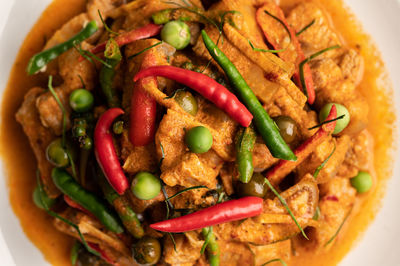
286,2,343,58
215,176,319,245
120,130,158,175
339,129,374,178
163,231,204,266
156,109,224,188
297,135,351,184
338,48,364,86
36,44,96,135
53,208,133,264
265,86,318,138
249,240,291,266
252,139,278,172
218,240,254,266
15,87,60,197
294,177,356,252
309,58,343,90
315,79,368,135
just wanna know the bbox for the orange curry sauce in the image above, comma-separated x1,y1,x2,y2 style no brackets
0,0,395,265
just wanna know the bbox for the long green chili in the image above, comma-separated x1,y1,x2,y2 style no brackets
201,30,296,161
27,21,98,75
202,227,220,266
99,38,122,107
236,126,256,183
51,167,124,234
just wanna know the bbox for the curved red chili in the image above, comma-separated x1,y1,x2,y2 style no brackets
90,23,162,55
94,108,129,195
134,66,253,127
266,105,337,186
87,243,116,265
129,45,160,146
150,196,263,232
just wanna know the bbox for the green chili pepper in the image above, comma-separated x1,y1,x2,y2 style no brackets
99,38,122,107
202,227,220,266
97,167,144,238
236,126,256,183
51,167,123,234
27,21,98,75
201,30,297,161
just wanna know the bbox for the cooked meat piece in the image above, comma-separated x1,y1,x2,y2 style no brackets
57,42,97,91
215,176,318,245
339,129,374,178
248,240,291,266
219,163,237,195
43,14,92,50
338,48,364,86
286,2,344,58
218,240,254,266
86,0,122,27
252,139,278,172
265,86,318,138
163,231,204,266
309,58,343,90
297,135,351,184
36,43,96,135
315,79,368,135
120,130,158,174
169,186,216,209
53,208,134,264
15,87,60,197
293,177,356,252
155,107,233,188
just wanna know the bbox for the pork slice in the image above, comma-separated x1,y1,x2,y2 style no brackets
265,85,318,138
248,240,291,266
218,240,255,266
215,176,318,245
309,58,343,90
155,109,224,189
294,177,356,252
339,129,374,178
296,135,351,184
120,130,158,175
163,231,204,266
286,2,343,58
338,48,364,86
16,87,60,197
315,79,369,135
36,44,96,135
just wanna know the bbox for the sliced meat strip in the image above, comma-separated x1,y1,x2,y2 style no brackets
214,176,318,245
16,87,60,197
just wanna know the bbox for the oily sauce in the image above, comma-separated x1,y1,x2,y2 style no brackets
0,0,395,265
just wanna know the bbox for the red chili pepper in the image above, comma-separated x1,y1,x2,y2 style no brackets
79,23,162,61
129,45,159,146
87,243,116,265
150,196,263,232
265,105,337,186
133,66,253,127
256,3,315,104
94,108,129,195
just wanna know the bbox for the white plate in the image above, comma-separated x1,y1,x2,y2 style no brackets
0,0,399,265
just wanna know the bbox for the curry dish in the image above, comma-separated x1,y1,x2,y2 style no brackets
1,0,396,265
